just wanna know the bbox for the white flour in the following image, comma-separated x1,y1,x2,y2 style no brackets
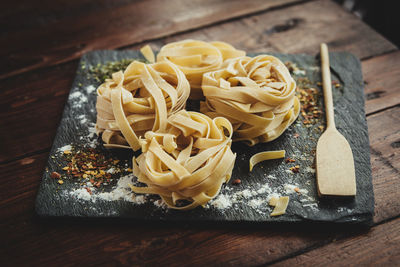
69,90,88,107
57,144,72,153
86,85,96,94
68,174,146,204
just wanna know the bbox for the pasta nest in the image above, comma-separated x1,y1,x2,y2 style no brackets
130,110,236,210
201,55,300,145
96,60,190,151
157,39,245,99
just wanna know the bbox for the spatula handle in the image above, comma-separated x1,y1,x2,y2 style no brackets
320,43,335,129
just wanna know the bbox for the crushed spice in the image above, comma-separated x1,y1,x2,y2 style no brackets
285,158,296,163
51,172,61,179
297,85,322,126
232,179,241,185
290,165,300,173
58,146,129,188
85,187,93,195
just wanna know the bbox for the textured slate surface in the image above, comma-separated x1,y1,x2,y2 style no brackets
35,50,374,224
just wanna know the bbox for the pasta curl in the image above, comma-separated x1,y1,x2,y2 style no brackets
157,39,245,99
201,55,300,145
130,110,236,210
96,60,190,151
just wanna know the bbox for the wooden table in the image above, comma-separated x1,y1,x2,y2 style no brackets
1,0,399,265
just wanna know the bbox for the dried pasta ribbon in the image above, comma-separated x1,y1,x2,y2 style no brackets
130,110,236,210
96,60,190,151
270,196,289,216
201,55,300,145
140,45,155,63
157,39,245,99
249,150,285,171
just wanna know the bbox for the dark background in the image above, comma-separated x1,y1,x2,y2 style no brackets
335,0,400,47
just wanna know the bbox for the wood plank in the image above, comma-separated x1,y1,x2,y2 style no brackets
0,0,133,30
368,107,400,170
160,0,396,59
371,151,400,224
0,0,302,80
362,51,400,115
270,217,400,266
367,107,400,223
0,62,76,163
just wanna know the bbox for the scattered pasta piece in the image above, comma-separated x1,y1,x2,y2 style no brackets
129,110,236,210
249,150,285,171
96,60,190,150
157,39,245,99
201,55,300,145
270,196,290,216
268,196,279,206
140,45,155,63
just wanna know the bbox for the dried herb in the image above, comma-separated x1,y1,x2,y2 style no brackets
82,58,148,83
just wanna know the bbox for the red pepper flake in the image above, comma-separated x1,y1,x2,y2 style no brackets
297,85,322,126
51,171,61,179
294,187,300,193
285,158,296,163
293,133,300,138
290,165,300,173
232,179,241,185
85,187,92,195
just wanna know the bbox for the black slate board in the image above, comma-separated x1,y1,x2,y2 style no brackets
35,50,374,224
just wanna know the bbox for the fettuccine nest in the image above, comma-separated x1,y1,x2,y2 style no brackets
201,55,300,146
157,39,245,99
96,60,190,151
130,110,236,210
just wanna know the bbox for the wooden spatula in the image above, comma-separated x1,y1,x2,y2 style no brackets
316,43,356,196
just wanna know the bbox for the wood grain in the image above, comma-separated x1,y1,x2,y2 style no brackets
363,51,400,115
0,0,302,80
368,107,400,170
367,107,400,223
0,62,76,163
270,217,400,266
370,151,400,224
161,0,396,59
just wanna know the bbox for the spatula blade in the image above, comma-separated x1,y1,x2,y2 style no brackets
316,129,356,196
